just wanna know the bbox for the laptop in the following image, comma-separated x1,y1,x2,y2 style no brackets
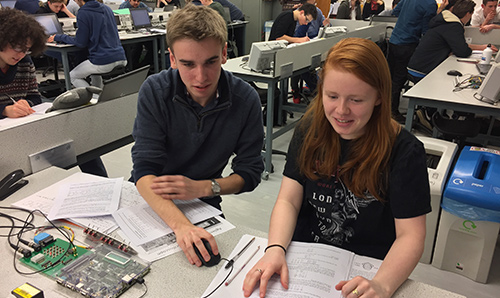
163,5,176,12
129,8,152,30
33,13,64,35
0,0,16,8
98,65,150,102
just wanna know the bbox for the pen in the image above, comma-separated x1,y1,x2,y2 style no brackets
225,236,255,269
225,245,260,286
4,93,16,104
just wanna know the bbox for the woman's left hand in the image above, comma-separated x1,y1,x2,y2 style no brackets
335,276,389,298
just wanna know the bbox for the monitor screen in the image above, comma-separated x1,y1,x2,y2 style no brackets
129,8,151,30
114,15,121,26
0,0,16,8
33,13,63,35
247,40,288,72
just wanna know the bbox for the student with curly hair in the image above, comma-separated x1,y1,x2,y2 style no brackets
0,8,46,119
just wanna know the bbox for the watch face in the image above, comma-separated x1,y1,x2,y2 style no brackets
212,180,221,195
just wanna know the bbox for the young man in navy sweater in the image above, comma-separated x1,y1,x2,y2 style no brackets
131,5,264,267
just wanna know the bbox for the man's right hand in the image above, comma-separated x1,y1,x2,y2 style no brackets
175,224,219,266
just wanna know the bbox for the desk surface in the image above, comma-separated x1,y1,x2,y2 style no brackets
223,56,274,80
404,56,498,108
0,167,466,298
403,56,500,136
0,93,138,178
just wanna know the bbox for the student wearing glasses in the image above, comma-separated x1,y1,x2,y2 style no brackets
268,3,317,44
0,8,46,119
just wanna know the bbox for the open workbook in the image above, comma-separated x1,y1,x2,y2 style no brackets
203,234,382,298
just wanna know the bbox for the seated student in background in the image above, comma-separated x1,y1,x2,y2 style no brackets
189,0,245,21
471,0,500,33
199,0,230,23
36,0,76,18
294,0,329,39
362,0,385,19
157,0,181,9
0,8,46,119
378,0,400,16
407,0,497,81
292,0,326,104
268,3,317,106
14,0,40,14
269,4,317,46
131,4,264,267
48,0,127,88
243,37,430,298
119,0,152,12
336,0,362,20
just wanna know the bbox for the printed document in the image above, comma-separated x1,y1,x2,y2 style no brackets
203,235,381,298
113,198,222,246
48,178,123,220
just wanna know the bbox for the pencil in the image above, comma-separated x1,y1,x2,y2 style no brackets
225,245,260,286
3,93,17,104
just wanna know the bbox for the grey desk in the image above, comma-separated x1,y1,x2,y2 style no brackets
46,31,166,90
404,56,500,145
223,57,311,179
0,167,466,298
0,93,138,178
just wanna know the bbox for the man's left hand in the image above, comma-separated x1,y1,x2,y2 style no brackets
150,175,211,200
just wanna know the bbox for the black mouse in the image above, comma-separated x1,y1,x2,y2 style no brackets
447,70,462,76
193,239,221,267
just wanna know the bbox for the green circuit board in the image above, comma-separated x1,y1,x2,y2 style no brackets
20,238,90,277
20,238,151,298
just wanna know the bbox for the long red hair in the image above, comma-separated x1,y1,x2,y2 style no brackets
298,38,400,201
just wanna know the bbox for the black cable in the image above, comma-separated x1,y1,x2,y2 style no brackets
11,209,79,275
137,277,148,298
202,258,233,298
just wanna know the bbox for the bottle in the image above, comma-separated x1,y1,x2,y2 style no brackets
481,44,493,64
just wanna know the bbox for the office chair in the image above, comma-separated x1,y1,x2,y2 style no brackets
89,65,127,88
431,111,481,150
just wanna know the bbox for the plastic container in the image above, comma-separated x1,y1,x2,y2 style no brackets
481,44,493,64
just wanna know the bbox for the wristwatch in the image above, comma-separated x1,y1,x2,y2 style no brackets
211,179,221,196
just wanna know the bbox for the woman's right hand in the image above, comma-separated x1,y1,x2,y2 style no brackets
242,248,289,298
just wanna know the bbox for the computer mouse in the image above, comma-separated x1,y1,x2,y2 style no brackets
193,239,221,267
447,70,463,76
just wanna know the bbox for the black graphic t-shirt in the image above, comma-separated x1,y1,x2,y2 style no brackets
284,125,431,260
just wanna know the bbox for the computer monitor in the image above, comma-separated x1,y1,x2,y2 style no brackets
495,52,500,64
0,0,16,8
163,5,176,12
114,15,121,26
476,63,500,104
323,26,348,38
247,40,288,72
33,13,64,35
129,8,152,30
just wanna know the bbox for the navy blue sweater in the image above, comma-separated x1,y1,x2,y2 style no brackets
132,68,264,206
